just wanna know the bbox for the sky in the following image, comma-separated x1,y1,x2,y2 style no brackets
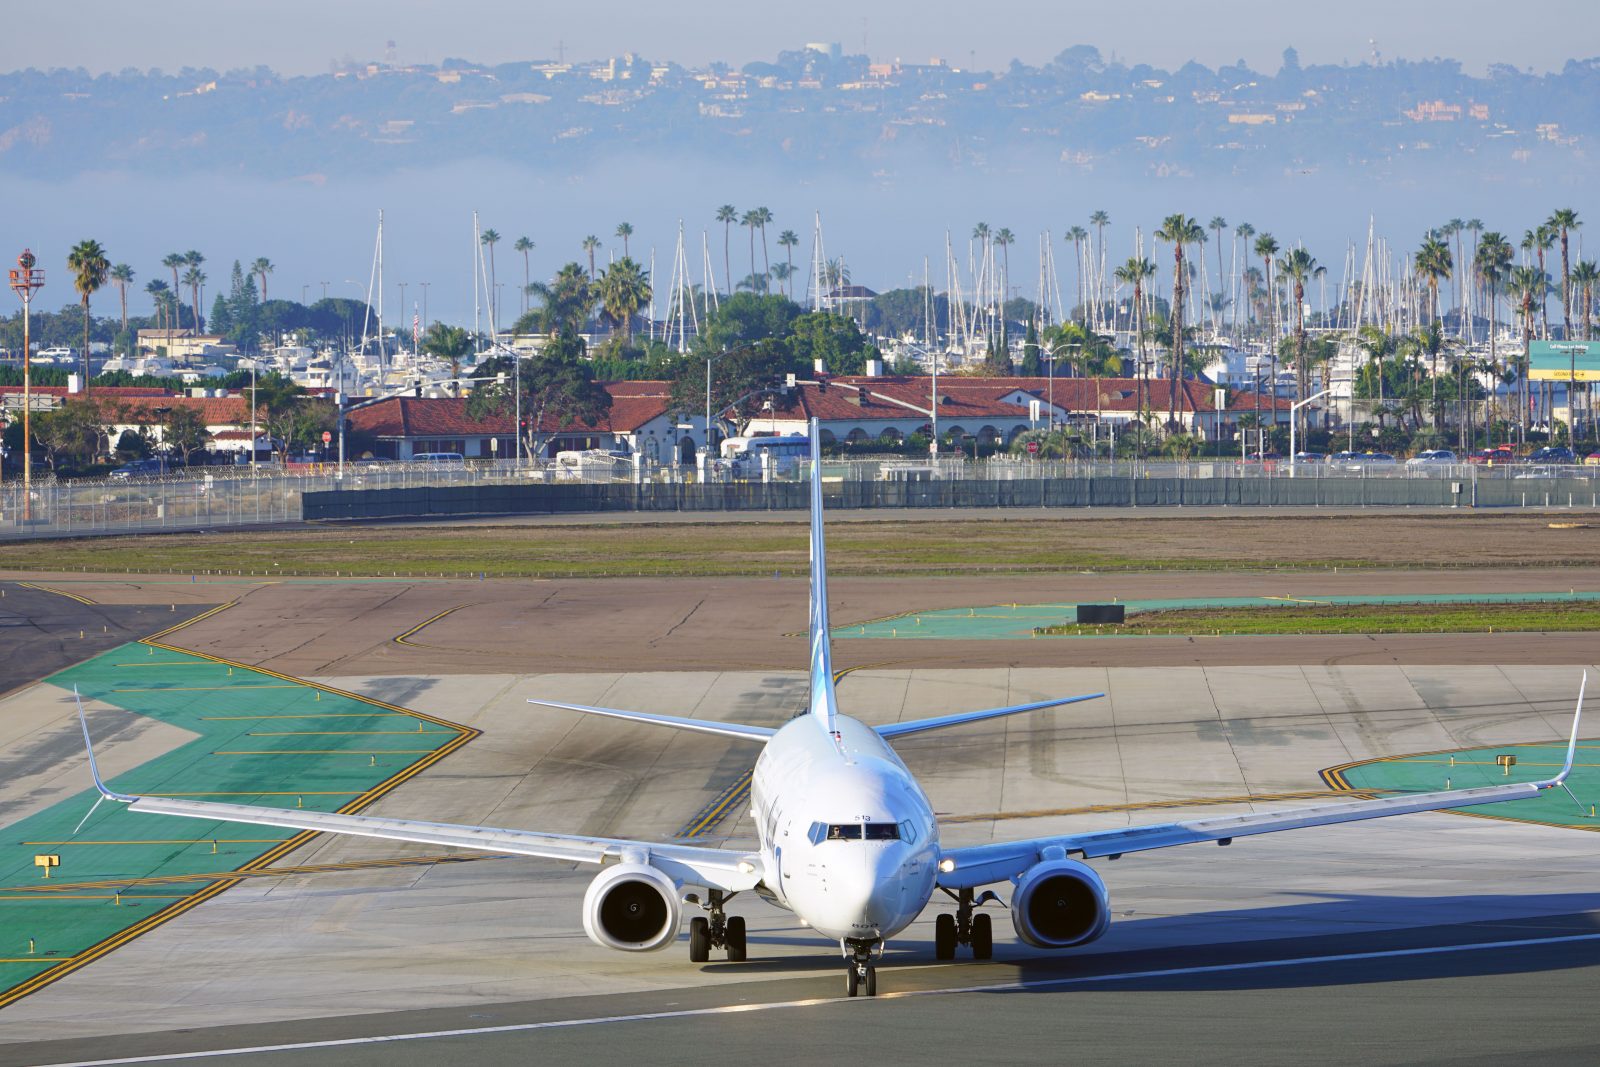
6,0,1598,76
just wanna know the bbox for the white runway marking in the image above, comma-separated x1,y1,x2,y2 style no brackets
37,930,1600,1066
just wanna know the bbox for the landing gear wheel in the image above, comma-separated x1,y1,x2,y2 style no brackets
864,966,877,997
934,913,957,960
725,915,747,962
971,913,993,959
846,967,860,997
688,916,710,963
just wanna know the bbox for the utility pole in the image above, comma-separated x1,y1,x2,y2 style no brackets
8,250,44,520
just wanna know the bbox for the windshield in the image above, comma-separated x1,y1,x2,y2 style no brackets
810,821,902,843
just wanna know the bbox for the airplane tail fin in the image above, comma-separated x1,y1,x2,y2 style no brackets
805,418,841,744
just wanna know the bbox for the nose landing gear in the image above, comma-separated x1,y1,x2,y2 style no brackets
934,887,998,961
685,889,747,963
843,939,880,997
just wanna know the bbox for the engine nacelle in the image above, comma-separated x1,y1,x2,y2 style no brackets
1010,859,1111,949
582,863,682,952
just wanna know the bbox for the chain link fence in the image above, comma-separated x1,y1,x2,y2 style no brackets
5,456,1600,539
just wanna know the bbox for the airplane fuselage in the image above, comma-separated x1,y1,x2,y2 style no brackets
750,715,940,944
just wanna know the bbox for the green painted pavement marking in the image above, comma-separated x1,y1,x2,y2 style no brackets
0,643,470,1007
836,591,1600,640
1329,741,1600,830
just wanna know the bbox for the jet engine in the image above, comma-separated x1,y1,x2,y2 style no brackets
582,863,682,952
1010,859,1111,949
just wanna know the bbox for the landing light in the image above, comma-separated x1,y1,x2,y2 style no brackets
737,860,757,874
938,858,956,873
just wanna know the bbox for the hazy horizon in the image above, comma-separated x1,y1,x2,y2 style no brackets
6,0,1597,77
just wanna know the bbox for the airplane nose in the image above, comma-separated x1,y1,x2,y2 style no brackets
831,850,904,930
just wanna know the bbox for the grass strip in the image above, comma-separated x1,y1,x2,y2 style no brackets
1035,601,1600,636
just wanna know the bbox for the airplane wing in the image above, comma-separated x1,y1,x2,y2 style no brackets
877,692,1104,739
74,692,764,892
937,677,1586,891
526,699,776,741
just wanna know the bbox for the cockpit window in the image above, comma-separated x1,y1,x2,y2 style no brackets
809,821,900,843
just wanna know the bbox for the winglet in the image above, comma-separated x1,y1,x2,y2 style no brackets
73,686,135,803
1550,671,1586,786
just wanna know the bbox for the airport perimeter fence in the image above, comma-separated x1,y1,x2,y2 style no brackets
6,458,1600,539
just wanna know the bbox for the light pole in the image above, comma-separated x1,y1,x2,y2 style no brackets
1041,342,1081,433
704,353,722,466
249,360,258,478
8,249,44,520
1288,389,1330,476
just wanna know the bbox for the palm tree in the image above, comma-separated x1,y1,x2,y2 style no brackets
1355,324,1398,414
480,229,502,328
1441,219,1463,324
420,322,475,394
597,258,652,344
250,257,274,302
740,210,760,285
514,237,535,315
1572,259,1600,341
68,239,110,390
1114,256,1158,427
715,205,738,295
1154,214,1205,429
753,207,773,278
777,229,799,299
1208,216,1228,327
109,263,134,333
182,265,206,335
183,250,205,335
1506,265,1550,443
144,279,170,334
581,235,600,280
1415,234,1453,326
1276,247,1325,427
1522,225,1555,339
614,222,633,259
770,262,795,298
1402,321,1454,429
1474,231,1514,438
1066,226,1089,321
1548,209,1581,339
1089,211,1110,320
994,227,1015,322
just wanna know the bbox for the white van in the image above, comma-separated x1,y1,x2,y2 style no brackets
412,452,466,468
722,435,809,479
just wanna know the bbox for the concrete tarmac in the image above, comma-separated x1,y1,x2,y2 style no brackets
2,664,1597,1064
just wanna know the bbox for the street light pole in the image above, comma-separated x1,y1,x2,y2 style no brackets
1288,389,1330,476
8,250,44,520
250,361,258,479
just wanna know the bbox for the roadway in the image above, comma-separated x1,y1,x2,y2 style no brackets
2,663,1597,1064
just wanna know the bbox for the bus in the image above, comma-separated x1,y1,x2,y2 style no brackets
721,435,810,478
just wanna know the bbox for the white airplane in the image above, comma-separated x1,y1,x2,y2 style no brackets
75,419,1588,998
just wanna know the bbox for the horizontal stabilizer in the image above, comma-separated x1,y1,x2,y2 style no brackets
527,699,775,741
877,692,1103,739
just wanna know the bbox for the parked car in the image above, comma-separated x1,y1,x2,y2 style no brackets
1329,451,1396,471
1585,452,1600,467
1527,446,1578,464
1405,449,1458,468
108,458,171,480
1468,447,1518,465
1291,451,1324,464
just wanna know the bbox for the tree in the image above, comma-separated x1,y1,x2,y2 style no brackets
1522,226,1555,339
514,236,535,316
250,257,274,302
715,204,738,295
162,252,185,351
1548,209,1581,339
159,404,212,463
1114,256,1158,426
777,229,799,299
597,257,652,344
740,209,761,285
520,262,594,336
789,311,872,376
581,235,600,280
1233,222,1255,332
699,291,804,352
481,229,502,329
1019,319,1042,376
468,330,612,458
67,239,110,392
1401,321,1455,429
144,279,172,341
33,399,111,471
614,222,633,259
420,322,475,391
1253,232,1281,410
1208,216,1228,326
109,263,134,336
1506,265,1549,443
1572,259,1599,341
670,338,800,436
1415,235,1452,326
1155,214,1205,429
1276,247,1325,423
1066,225,1088,321
183,250,206,334
1475,231,1514,381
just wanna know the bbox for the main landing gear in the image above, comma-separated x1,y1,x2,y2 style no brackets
934,887,997,961
843,939,880,997
686,889,746,963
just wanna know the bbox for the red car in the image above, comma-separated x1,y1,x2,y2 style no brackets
1468,447,1517,465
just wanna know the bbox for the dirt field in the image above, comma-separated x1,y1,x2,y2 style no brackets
16,565,1600,676
10,511,1600,577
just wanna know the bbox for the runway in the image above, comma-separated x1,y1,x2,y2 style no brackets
3,659,1598,1065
